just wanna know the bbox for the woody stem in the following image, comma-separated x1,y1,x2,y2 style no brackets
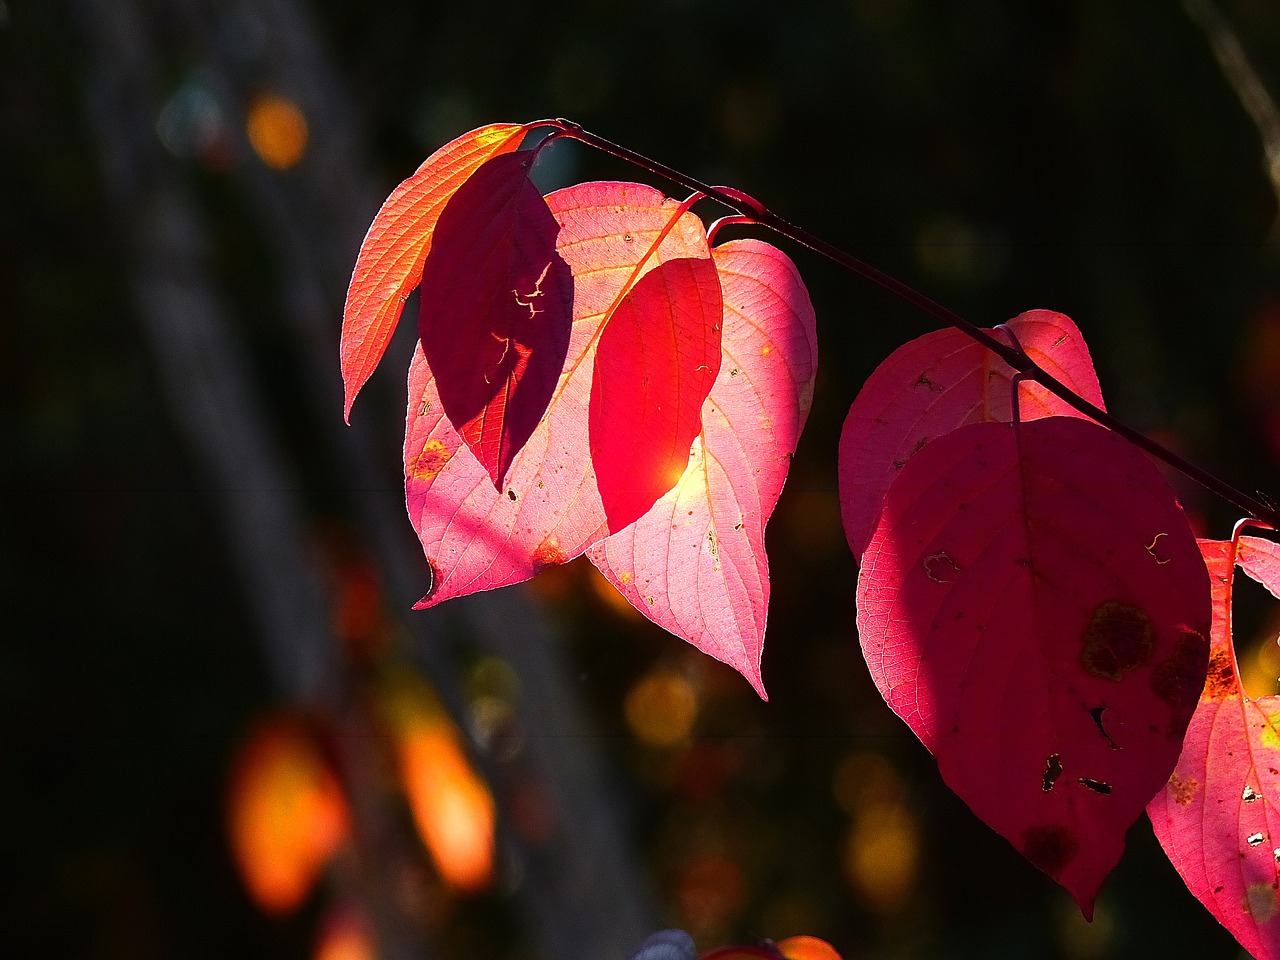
541,118,1280,530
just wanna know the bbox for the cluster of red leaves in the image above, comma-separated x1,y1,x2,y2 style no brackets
343,123,816,699
841,313,1213,918
344,121,1280,955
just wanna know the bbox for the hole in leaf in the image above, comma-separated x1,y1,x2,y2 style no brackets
1248,832,1266,847
1041,753,1063,792
1074,777,1112,795
1244,784,1261,803
1089,705,1119,750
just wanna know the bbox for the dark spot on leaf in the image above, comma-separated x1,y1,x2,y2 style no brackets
1042,753,1063,792
507,489,517,501
1198,645,1238,700
1022,824,1079,877
914,373,941,393
1150,628,1209,708
1075,777,1112,795
1081,601,1153,680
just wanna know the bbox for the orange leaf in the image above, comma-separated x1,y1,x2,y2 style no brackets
341,122,528,420
777,936,844,960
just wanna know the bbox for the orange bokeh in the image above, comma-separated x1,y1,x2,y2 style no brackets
314,907,376,960
226,715,350,914
777,935,844,960
246,93,309,170
397,720,496,892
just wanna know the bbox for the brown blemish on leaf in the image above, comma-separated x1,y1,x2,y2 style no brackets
1246,883,1280,923
1200,645,1238,701
1168,772,1199,806
1021,824,1079,877
532,540,568,572
1080,601,1153,681
1151,629,1210,707
410,439,453,482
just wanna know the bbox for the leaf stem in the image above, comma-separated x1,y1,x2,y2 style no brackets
539,118,1280,530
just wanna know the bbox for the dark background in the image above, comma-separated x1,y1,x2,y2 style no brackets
6,1,1280,958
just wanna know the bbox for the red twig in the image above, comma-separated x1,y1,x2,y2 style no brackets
537,118,1280,531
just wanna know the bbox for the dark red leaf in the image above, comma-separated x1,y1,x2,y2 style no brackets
419,150,573,489
857,417,1210,916
589,255,722,530
341,123,527,421
839,310,1104,560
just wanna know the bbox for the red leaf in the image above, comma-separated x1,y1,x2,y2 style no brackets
1148,535,1280,959
404,182,712,607
419,150,573,489
341,122,527,421
857,417,1210,916
588,240,818,698
589,255,722,530
838,310,1104,560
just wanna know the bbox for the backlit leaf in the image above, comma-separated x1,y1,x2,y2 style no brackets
590,255,722,529
404,182,711,607
857,417,1210,916
1148,535,1280,960
839,310,1103,560
341,122,527,420
588,240,817,697
777,936,844,960
419,150,573,489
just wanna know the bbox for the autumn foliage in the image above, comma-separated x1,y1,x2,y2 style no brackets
340,120,1280,955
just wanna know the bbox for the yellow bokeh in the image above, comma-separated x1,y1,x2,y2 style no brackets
842,801,920,915
398,721,496,892
625,667,698,746
246,93,308,170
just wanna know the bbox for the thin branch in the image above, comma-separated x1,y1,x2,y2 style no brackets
540,119,1280,531
1183,0,1280,238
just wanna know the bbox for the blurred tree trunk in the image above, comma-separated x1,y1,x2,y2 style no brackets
76,0,657,956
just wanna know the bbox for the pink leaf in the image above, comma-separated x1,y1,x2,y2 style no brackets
857,417,1210,916
589,255,722,530
418,150,573,489
341,123,527,420
1148,535,1280,960
404,182,712,607
838,310,1104,560
587,240,818,698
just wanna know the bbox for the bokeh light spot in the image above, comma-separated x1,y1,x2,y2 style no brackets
625,667,698,746
246,93,308,170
